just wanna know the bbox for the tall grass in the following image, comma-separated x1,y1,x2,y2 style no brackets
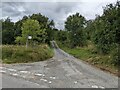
57,41,118,76
2,44,54,64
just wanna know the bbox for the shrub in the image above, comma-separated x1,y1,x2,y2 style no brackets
110,44,119,66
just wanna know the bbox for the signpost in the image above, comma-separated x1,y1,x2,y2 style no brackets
26,35,32,48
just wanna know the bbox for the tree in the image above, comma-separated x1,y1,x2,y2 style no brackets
85,20,95,40
30,13,49,29
65,13,86,48
45,20,55,44
2,18,15,44
14,16,28,37
16,19,47,45
30,13,55,44
88,1,120,66
56,30,68,42
91,1,120,54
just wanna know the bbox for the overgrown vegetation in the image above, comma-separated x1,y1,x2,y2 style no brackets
1,13,55,63
88,2,120,66
1,13,55,45
65,13,87,48
1,1,119,74
57,41,118,75
2,45,53,64
54,1,120,75
15,19,47,44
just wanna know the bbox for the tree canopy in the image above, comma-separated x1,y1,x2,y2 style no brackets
65,13,86,48
15,19,47,44
2,18,15,44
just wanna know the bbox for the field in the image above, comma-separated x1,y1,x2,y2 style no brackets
2,44,54,64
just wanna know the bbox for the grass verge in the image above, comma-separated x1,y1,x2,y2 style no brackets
57,41,118,76
2,44,54,64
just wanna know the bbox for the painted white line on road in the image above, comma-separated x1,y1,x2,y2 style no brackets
99,86,105,89
19,71,30,74
48,81,52,84
50,76,56,79
8,69,17,72
52,77,56,79
35,73,42,76
42,74,45,77
74,81,78,84
40,78,47,82
12,73,18,76
0,70,6,73
92,85,99,88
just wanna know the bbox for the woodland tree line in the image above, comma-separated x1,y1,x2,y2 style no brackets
1,1,120,65
1,13,56,45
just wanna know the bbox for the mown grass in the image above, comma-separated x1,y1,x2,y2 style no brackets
57,41,118,76
2,44,54,64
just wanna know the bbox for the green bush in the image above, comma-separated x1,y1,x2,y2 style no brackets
110,44,119,66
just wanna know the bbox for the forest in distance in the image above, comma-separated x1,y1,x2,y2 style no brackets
1,1,120,75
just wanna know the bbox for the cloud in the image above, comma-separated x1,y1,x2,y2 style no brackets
1,0,118,29
2,2,26,20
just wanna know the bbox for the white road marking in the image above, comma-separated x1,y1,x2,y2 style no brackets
52,77,56,79
19,71,30,73
8,69,17,72
0,70,6,73
74,81,78,84
92,85,99,88
35,73,42,76
42,74,45,77
50,76,56,79
48,81,52,84
12,73,18,76
44,79,47,82
40,78,47,82
99,86,105,89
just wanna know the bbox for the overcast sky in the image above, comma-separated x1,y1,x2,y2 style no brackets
1,0,118,29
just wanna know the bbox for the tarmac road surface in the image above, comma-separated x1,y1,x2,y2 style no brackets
0,41,118,88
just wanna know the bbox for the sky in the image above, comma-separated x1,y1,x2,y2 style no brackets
1,0,118,29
